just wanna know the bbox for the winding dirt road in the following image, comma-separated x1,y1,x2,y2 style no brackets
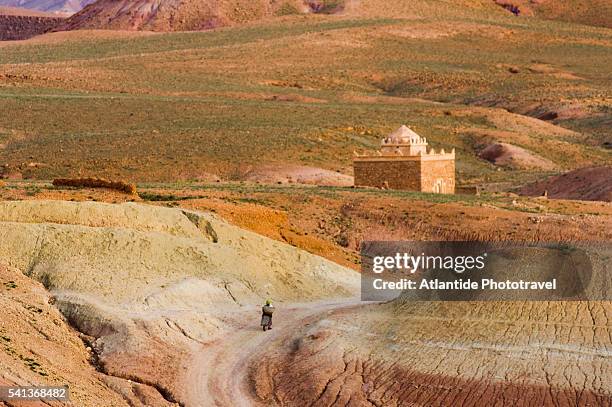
184,299,364,407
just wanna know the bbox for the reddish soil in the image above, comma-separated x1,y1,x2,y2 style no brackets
0,192,610,406
5,181,610,269
184,299,362,407
520,166,612,202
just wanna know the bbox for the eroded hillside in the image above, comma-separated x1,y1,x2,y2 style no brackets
0,200,359,405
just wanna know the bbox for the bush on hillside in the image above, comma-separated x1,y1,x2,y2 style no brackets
52,177,137,195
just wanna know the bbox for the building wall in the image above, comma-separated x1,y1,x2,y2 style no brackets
420,159,455,194
353,159,421,190
353,157,455,194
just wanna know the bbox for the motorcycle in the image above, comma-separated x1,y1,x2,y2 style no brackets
261,304,274,331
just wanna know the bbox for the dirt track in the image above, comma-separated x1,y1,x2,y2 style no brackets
185,299,364,407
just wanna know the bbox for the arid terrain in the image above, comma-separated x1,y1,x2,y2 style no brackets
0,0,611,406
0,187,610,406
0,199,359,406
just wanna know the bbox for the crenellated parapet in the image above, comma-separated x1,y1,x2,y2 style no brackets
354,147,455,160
354,124,455,161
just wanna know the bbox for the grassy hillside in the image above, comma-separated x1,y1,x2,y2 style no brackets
0,3,610,186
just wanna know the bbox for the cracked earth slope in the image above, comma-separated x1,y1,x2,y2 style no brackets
252,301,612,406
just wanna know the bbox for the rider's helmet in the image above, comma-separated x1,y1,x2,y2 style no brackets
265,299,272,306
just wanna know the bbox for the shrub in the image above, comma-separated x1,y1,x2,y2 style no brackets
52,177,137,195
276,3,300,16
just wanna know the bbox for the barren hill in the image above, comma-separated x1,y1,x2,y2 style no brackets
56,0,508,32
8,0,612,33
0,264,137,406
519,166,612,202
60,0,323,32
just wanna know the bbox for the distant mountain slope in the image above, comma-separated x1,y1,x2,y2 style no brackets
3,0,609,28
0,6,64,40
57,0,611,32
0,0,93,14
59,0,320,31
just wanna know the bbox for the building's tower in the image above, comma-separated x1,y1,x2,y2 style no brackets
380,125,428,156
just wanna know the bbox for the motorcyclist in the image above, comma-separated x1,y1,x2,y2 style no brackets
261,299,274,331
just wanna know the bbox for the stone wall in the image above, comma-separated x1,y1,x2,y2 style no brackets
420,158,455,194
353,159,421,190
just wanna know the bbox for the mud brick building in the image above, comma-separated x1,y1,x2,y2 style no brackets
353,125,455,194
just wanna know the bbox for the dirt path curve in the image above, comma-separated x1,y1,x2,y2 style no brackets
184,298,365,407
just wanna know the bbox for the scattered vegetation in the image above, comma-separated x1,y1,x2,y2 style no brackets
1,329,46,375
3,280,17,290
275,3,300,16
21,356,47,376
139,191,204,201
